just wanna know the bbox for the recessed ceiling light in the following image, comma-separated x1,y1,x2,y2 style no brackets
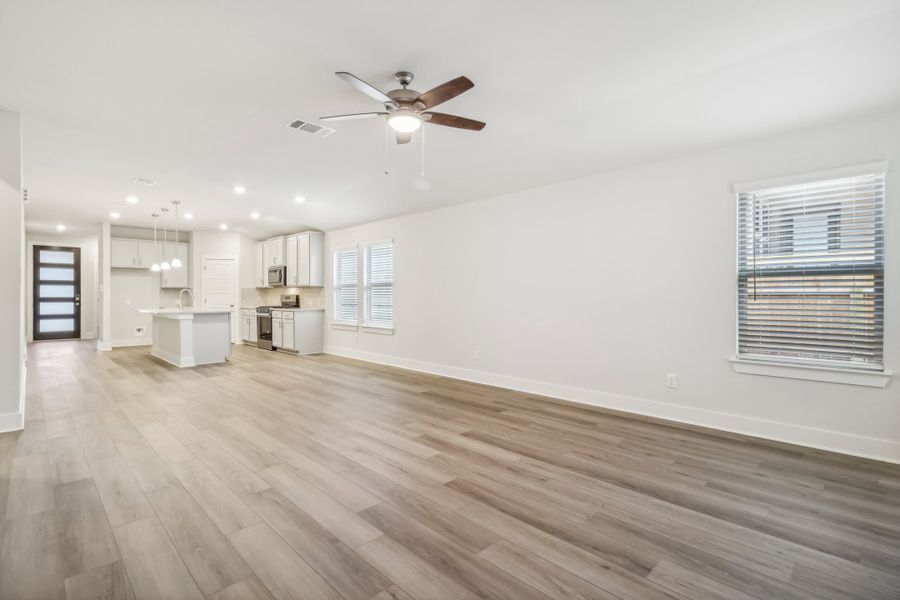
126,195,139,204
183,212,193,219
56,224,66,232
294,195,305,204
219,223,229,230
250,212,260,219
109,212,120,219
233,186,246,194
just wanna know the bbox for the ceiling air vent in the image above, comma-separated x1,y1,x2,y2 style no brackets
287,119,335,138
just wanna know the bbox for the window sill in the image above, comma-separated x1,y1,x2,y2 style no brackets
730,357,892,388
362,324,394,335
331,322,358,331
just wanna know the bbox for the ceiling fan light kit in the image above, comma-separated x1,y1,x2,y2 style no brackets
388,111,422,133
322,70,485,146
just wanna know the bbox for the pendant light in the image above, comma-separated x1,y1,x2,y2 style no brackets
170,201,183,268
150,213,161,272
159,207,171,271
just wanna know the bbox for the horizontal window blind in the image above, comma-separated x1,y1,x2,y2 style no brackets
364,242,394,327
737,172,885,368
333,248,358,323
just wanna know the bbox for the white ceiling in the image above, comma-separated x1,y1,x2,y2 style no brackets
2,0,900,237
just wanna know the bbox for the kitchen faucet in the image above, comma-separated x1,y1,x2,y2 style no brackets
178,288,194,310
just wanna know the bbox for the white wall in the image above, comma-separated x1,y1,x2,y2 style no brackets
97,222,112,350
109,269,179,346
25,231,99,342
0,109,24,432
325,110,900,463
192,230,243,342
239,233,256,289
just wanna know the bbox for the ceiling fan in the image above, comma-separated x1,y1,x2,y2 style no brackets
321,71,486,144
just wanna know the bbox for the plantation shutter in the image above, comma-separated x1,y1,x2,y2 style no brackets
333,247,358,323
365,242,394,327
737,171,885,368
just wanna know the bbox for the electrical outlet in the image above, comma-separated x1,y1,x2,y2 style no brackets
135,327,146,336
473,350,480,361
666,373,677,388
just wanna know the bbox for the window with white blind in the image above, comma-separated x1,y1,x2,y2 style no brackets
333,247,358,324
364,241,394,329
736,170,885,370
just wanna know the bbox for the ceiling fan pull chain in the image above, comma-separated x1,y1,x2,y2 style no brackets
384,120,390,175
420,123,426,177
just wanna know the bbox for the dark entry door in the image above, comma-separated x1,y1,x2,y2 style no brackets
33,245,81,340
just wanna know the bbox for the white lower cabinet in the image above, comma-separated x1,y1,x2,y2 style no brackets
240,308,257,344
271,309,323,354
281,313,295,351
272,310,283,348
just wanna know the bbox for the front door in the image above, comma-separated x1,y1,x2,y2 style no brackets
33,245,81,340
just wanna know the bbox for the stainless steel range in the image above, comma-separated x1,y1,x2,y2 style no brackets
256,294,299,350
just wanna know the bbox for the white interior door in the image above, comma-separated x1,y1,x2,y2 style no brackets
201,257,237,342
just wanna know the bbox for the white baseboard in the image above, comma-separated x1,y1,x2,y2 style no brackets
111,338,151,348
150,348,195,368
0,410,24,434
325,345,900,465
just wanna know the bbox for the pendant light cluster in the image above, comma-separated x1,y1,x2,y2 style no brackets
149,201,185,272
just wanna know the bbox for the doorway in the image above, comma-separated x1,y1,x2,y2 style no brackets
201,257,237,342
33,245,81,340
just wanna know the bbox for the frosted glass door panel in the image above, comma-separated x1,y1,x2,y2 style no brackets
33,245,81,340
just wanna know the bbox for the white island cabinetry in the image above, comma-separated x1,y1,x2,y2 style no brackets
139,308,232,367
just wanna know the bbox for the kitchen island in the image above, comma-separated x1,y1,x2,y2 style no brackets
138,308,232,367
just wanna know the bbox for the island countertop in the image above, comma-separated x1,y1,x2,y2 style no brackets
139,308,233,318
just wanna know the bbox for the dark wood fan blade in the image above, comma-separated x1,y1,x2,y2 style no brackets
423,112,486,131
335,72,393,104
415,76,474,109
395,131,413,144
320,112,388,121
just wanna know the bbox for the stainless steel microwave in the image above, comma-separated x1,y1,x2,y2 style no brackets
267,265,286,287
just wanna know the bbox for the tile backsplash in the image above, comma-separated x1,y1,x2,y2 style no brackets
241,286,324,309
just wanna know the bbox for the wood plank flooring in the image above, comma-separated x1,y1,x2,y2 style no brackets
2,340,900,599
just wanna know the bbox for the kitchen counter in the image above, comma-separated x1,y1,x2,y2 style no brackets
139,308,232,367
139,308,233,316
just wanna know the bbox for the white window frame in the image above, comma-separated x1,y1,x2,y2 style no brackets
332,245,359,327
362,240,394,332
731,162,892,387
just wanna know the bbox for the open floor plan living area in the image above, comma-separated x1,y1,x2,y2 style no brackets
1,2,900,599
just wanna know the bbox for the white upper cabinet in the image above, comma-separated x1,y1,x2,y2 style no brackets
254,231,322,287
137,241,159,268
111,238,163,268
254,242,268,288
284,231,323,287
110,239,137,267
263,236,285,267
110,238,190,289
285,235,299,286
160,243,189,288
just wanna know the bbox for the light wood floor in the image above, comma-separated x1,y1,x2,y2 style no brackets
2,341,900,600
